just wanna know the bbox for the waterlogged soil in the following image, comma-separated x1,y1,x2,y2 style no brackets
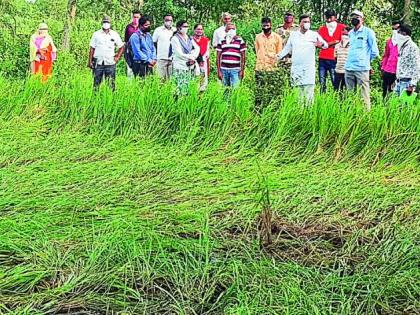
0,121,419,314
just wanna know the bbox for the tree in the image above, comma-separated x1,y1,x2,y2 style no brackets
62,0,77,51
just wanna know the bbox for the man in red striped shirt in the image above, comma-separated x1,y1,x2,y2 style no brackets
318,9,346,92
216,23,247,88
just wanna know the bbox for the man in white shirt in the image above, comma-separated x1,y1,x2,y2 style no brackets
88,16,124,91
278,14,328,103
212,12,232,48
152,14,176,81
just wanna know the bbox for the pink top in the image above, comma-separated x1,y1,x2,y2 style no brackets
381,39,399,74
34,36,56,61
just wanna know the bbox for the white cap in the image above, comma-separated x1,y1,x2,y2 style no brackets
350,10,364,18
38,22,48,30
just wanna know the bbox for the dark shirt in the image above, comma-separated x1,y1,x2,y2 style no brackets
125,23,138,43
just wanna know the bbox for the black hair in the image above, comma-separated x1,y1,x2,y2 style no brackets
164,14,173,18
299,14,310,22
138,16,151,26
261,17,271,24
324,9,336,18
399,24,412,36
176,20,188,30
132,10,141,15
285,12,294,17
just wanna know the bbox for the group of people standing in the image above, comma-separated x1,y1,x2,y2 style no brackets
30,9,419,108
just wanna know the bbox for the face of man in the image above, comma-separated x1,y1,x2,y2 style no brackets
141,21,151,32
350,15,363,27
133,13,141,19
226,24,236,33
262,22,272,34
300,17,310,29
285,15,294,24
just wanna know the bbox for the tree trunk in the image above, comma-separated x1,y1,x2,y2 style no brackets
403,0,412,23
62,0,77,51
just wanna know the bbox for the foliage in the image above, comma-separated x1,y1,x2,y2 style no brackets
0,103,419,313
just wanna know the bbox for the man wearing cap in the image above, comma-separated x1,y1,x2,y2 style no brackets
278,15,328,103
88,16,124,91
317,9,346,92
213,13,232,48
344,10,379,109
393,24,420,98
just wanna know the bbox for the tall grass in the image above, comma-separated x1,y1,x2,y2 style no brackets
0,73,418,164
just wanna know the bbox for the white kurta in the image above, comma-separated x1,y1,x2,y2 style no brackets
278,30,327,86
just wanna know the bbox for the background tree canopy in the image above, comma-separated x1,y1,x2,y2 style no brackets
0,0,418,78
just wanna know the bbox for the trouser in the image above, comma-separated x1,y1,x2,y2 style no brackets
382,71,397,99
93,64,116,91
333,72,346,91
126,64,134,79
132,62,153,78
297,84,315,104
394,79,412,96
173,69,194,96
157,59,173,81
345,70,371,110
221,69,240,88
319,59,336,93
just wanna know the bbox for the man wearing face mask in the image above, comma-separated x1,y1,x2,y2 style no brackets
318,10,346,93
216,23,247,88
394,24,420,98
380,21,401,99
344,10,379,110
88,16,124,91
153,14,176,81
254,17,283,109
278,15,328,103
276,12,299,66
129,16,157,78
124,10,141,78
213,12,232,48
333,26,351,91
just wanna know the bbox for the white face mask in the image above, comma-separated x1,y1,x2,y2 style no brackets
391,30,398,45
102,22,111,30
227,29,236,37
394,33,409,47
180,27,188,35
303,22,311,30
327,21,337,27
164,21,173,29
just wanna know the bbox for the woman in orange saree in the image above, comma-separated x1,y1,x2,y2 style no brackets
30,23,57,81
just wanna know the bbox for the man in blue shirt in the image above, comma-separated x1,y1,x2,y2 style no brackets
345,10,379,110
129,16,157,78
